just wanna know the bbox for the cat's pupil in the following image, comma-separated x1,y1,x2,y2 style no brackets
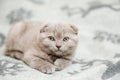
63,37,69,41
48,36,55,41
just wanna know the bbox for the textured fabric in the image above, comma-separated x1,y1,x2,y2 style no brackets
0,0,120,80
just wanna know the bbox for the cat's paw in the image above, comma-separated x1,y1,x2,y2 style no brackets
24,56,55,74
54,59,70,71
37,62,55,74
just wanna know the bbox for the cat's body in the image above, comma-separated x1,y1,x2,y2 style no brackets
5,21,79,74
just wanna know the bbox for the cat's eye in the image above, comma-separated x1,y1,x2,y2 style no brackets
63,37,69,41
48,36,55,41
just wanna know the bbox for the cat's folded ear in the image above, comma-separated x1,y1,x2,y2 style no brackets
40,24,48,33
70,24,78,35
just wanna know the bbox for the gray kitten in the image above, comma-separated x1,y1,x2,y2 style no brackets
5,21,79,74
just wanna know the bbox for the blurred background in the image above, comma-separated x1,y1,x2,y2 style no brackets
0,0,120,80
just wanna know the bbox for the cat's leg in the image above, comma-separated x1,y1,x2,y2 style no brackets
22,51,55,74
54,58,71,71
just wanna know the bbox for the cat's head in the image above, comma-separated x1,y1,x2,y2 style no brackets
38,23,79,56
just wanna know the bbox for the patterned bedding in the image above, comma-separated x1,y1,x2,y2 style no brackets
0,0,120,80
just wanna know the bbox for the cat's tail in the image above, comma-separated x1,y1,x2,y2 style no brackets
4,49,24,60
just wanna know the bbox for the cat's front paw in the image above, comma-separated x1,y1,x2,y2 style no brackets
37,63,55,74
54,59,71,71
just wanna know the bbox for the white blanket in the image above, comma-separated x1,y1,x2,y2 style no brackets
0,0,120,80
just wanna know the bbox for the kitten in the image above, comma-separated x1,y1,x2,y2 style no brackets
5,21,79,74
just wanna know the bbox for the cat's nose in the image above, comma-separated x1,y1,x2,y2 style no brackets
56,45,61,49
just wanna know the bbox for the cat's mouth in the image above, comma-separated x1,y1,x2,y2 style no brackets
55,50,61,53
56,49,63,52
57,49,61,51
